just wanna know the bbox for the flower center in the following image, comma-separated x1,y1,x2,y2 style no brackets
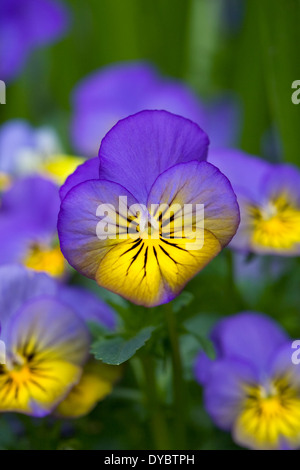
235,378,300,449
249,195,300,250
23,242,66,277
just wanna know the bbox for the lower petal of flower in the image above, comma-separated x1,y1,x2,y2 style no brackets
55,362,122,418
96,231,221,307
234,378,300,450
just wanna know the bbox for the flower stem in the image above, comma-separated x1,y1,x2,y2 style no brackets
141,354,171,450
165,303,187,449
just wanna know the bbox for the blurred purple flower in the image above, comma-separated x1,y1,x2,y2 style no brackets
70,62,240,157
195,312,300,450
0,0,69,81
209,149,300,255
0,265,116,416
0,175,66,277
0,119,84,187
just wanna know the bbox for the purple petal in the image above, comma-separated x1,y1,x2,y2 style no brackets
58,179,138,279
70,63,206,157
147,160,240,248
203,95,241,149
59,157,99,201
0,0,69,82
208,148,270,202
23,0,69,46
270,341,300,387
0,265,56,340
1,176,60,238
6,296,89,365
72,62,159,109
261,164,300,205
0,16,29,81
202,357,257,430
0,120,35,174
211,312,288,377
99,110,209,204
0,265,116,341
57,285,116,330
194,352,214,385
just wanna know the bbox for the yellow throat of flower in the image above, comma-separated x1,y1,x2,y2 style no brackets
249,195,300,251
23,243,66,277
0,172,12,192
40,155,85,185
235,378,300,450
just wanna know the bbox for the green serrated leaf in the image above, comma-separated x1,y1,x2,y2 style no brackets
91,326,155,365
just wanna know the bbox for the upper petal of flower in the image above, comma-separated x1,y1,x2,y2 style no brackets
98,110,209,204
70,63,206,157
210,312,288,377
0,0,69,81
208,148,270,202
59,157,100,201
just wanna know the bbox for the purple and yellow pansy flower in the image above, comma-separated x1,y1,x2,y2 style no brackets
195,313,300,450
0,265,118,417
58,110,240,307
209,149,300,256
71,62,240,157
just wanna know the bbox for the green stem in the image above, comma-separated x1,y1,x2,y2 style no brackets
226,249,245,311
165,303,187,449
141,355,171,450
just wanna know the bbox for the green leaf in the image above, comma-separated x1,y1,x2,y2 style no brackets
91,326,155,365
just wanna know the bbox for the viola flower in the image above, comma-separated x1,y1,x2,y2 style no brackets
0,265,117,417
0,120,84,188
71,62,240,157
0,176,67,277
58,111,240,307
0,0,69,81
208,149,300,255
195,312,300,450
0,265,89,416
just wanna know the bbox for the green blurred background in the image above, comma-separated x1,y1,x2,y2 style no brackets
3,0,300,163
